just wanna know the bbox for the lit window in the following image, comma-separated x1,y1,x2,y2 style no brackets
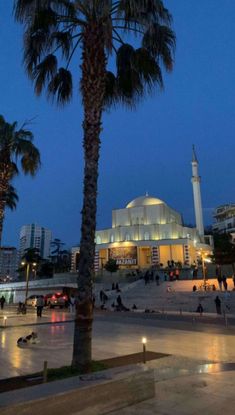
144,232,150,241
110,234,114,243
125,234,130,241
96,236,101,244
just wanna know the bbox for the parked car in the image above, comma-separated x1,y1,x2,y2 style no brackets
26,295,42,307
45,292,68,308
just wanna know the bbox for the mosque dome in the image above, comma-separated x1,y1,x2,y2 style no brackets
126,195,164,208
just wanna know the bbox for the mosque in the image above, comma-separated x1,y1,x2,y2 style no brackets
71,148,213,272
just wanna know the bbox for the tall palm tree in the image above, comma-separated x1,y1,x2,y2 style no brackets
14,0,175,371
0,115,41,246
0,184,19,245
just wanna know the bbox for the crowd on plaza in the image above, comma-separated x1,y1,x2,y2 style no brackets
96,265,235,317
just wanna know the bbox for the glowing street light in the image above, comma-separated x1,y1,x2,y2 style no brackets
199,250,211,290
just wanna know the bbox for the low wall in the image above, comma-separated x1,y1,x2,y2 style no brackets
0,366,155,415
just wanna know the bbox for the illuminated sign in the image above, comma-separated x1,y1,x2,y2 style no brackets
109,247,137,265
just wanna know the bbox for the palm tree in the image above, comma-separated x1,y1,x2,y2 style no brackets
0,184,19,245
0,115,41,246
14,0,175,371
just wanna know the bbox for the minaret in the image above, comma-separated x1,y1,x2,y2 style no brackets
191,145,204,237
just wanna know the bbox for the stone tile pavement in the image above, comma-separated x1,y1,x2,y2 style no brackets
109,370,235,415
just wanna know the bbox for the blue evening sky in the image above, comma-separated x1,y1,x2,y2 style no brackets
0,0,235,248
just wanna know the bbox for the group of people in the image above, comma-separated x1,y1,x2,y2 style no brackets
144,270,162,285
217,275,229,291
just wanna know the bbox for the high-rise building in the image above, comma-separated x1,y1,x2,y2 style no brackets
19,224,52,259
212,204,235,234
0,247,18,280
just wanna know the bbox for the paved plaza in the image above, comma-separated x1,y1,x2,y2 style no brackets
1,309,235,379
1,280,235,414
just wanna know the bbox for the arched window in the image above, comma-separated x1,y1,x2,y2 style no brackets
144,232,150,241
110,234,114,243
96,236,101,244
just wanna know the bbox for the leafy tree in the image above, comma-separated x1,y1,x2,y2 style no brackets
104,258,119,275
0,115,40,245
22,247,41,264
50,238,65,258
213,233,235,270
50,238,70,272
15,0,175,371
20,248,42,280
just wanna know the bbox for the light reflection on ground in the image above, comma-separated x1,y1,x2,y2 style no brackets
0,313,235,379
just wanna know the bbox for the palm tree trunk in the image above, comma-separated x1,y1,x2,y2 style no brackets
0,174,8,247
0,210,4,247
72,23,106,372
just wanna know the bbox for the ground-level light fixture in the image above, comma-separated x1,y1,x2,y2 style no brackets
142,337,147,363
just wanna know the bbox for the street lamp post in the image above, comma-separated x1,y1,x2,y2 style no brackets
199,249,211,290
201,253,206,290
21,261,37,305
25,263,30,304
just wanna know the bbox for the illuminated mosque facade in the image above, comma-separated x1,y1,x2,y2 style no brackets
71,148,213,272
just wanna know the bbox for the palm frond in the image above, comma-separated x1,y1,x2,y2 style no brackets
33,54,58,95
0,116,40,177
47,67,73,105
15,0,175,107
116,0,172,29
1,184,19,210
20,146,41,175
142,23,175,70
134,47,163,88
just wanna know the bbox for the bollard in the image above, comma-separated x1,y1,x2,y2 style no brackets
43,360,48,383
3,316,7,327
142,338,147,364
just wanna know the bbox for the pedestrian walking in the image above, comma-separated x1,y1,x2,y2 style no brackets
196,304,203,314
175,269,180,280
99,290,104,303
36,296,44,317
155,274,160,286
0,295,6,309
115,283,121,292
233,274,235,289
222,275,227,291
69,294,75,313
169,271,174,281
117,294,122,307
144,270,150,285
215,296,221,315
216,264,221,278
193,267,198,279
217,275,223,291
